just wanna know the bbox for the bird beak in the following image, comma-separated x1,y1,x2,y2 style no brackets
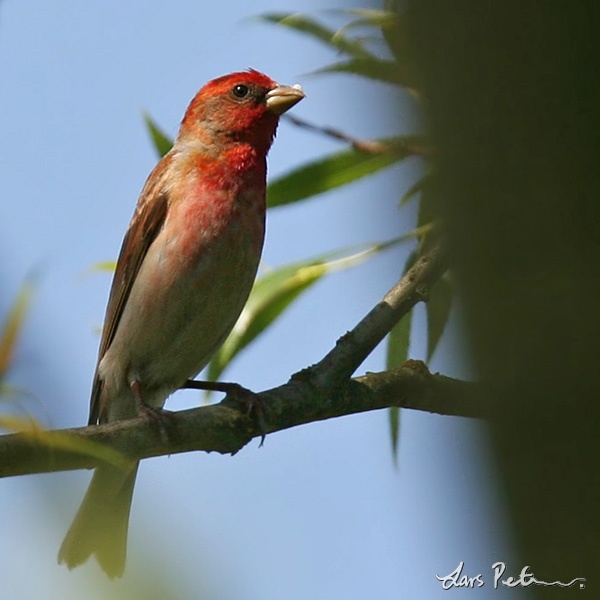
265,84,305,115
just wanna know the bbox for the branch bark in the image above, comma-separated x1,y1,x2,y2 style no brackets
0,364,481,478
0,242,475,480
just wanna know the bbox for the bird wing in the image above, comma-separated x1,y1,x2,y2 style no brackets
89,161,170,424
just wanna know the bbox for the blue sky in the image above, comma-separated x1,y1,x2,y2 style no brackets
0,1,529,598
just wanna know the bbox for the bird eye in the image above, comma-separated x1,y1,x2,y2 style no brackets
232,84,250,99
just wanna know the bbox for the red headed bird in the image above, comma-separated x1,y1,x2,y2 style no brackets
58,70,304,577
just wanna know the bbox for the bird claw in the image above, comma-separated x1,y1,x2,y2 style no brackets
227,385,267,447
183,379,267,446
137,403,174,420
137,404,175,446
131,380,174,442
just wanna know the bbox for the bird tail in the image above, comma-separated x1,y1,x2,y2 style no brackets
58,462,139,578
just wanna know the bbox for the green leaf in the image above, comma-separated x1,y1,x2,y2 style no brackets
259,12,374,59
207,245,383,382
143,113,173,158
0,280,34,380
386,311,412,369
388,406,400,464
339,8,399,30
0,415,129,469
417,175,436,227
267,136,421,208
386,250,415,464
0,383,25,400
386,314,412,462
399,173,428,206
379,11,412,67
426,273,453,361
334,9,410,66
207,264,322,382
311,58,410,87
86,261,117,274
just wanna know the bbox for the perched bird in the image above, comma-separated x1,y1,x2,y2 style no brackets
58,70,304,577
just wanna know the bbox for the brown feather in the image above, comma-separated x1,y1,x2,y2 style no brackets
89,164,170,424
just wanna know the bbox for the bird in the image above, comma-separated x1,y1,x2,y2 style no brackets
58,69,304,577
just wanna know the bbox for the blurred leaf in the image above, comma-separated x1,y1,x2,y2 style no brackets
259,12,374,59
0,415,129,469
86,260,117,274
426,273,453,361
417,174,436,227
339,8,399,31
386,314,412,463
399,173,429,206
388,406,400,464
386,249,416,463
312,57,409,87
0,280,34,380
413,172,449,360
208,244,385,382
335,8,409,69
267,136,421,208
143,113,173,158
0,383,27,400
378,9,412,69
386,312,412,370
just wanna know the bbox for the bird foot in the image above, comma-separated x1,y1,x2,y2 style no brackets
183,379,267,446
131,380,174,442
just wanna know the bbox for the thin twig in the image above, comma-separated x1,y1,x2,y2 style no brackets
305,240,449,390
283,113,389,153
283,113,432,157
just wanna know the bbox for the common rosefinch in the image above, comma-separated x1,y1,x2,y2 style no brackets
58,70,304,577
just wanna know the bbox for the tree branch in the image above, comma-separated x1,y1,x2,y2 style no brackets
283,113,431,156
0,363,481,478
0,242,468,479
306,240,449,390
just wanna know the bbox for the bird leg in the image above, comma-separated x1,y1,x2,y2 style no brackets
130,380,174,444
